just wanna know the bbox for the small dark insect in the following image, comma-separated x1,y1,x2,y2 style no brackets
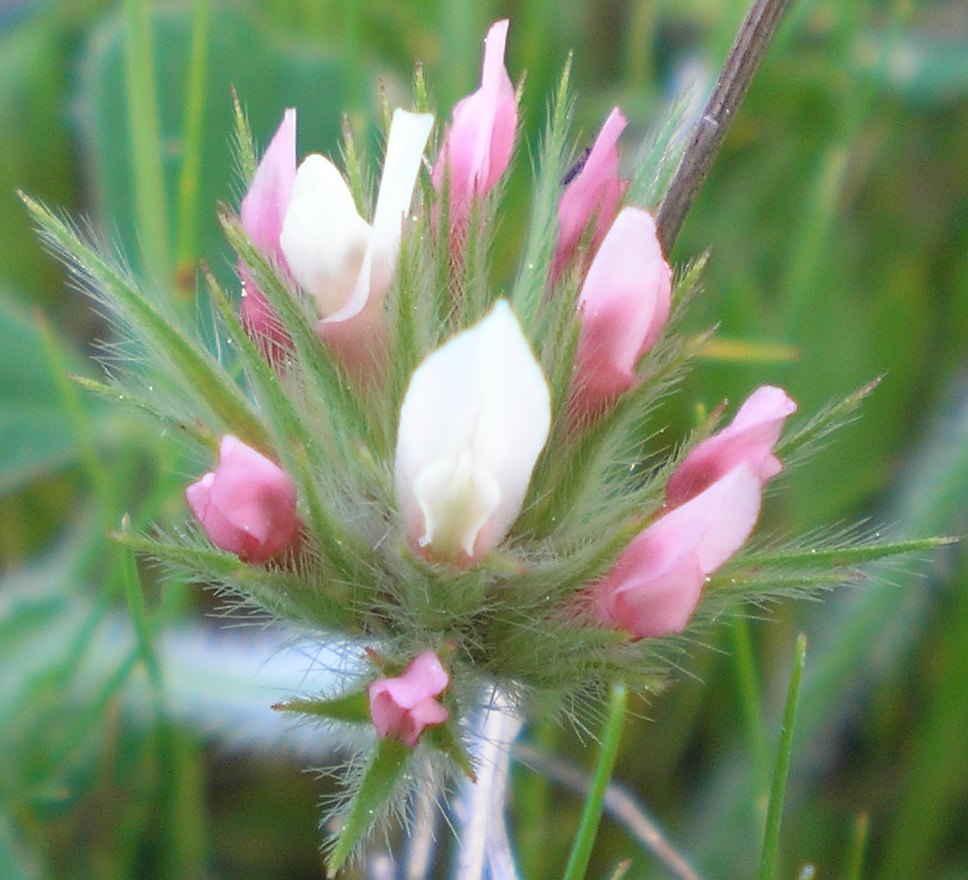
561,146,592,186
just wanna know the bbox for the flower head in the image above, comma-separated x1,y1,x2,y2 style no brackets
594,465,763,638
185,436,299,564
433,20,517,234
572,207,672,416
553,107,628,279
395,301,551,565
666,385,798,507
368,651,450,747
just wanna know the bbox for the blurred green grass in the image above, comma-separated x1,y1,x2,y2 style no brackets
1,0,966,878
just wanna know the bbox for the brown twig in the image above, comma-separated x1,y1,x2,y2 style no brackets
657,0,793,253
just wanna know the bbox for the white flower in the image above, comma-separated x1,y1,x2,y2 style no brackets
279,109,434,324
395,301,551,564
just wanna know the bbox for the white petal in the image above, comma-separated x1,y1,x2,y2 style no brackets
323,110,434,324
396,301,551,562
279,154,371,317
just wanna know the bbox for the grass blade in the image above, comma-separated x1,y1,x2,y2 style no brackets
758,634,807,880
561,681,628,880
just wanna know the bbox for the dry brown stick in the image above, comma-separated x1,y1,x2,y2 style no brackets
657,0,794,253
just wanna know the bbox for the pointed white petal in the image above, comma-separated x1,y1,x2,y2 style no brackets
395,301,551,563
279,154,371,317
324,110,434,324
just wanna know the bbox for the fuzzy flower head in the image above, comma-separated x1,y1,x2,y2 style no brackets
35,15,920,867
433,19,517,234
185,436,299,564
368,651,450,747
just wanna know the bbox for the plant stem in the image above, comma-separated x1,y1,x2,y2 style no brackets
561,682,628,880
657,0,793,253
758,634,807,880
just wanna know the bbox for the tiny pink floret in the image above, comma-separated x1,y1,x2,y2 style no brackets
367,651,450,747
432,20,517,232
572,207,672,416
185,435,299,564
594,465,763,638
665,385,798,507
553,107,628,279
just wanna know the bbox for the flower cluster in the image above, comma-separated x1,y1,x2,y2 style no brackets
179,18,803,752
30,17,923,869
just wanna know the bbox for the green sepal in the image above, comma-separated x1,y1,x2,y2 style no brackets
272,690,370,724
326,737,411,874
425,718,477,782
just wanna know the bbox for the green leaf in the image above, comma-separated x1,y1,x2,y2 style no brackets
24,194,271,451
273,691,370,724
326,737,411,874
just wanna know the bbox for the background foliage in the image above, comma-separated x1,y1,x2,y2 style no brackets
1,0,966,878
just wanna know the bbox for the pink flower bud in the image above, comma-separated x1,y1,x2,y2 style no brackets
571,207,672,416
368,651,450,747
239,109,297,353
395,301,551,566
553,107,628,280
185,436,299,564
432,20,517,234
665,386,798,507
594,465,763,638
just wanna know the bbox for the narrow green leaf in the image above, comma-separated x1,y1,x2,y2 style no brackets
758,634,807,880
729,617,771,800
174,0,212,289
561,681,628,880
326,737,411,874
842,812,869,880
23,194,271,450
122,0,171,282
741,536,955,570
273,691,370,723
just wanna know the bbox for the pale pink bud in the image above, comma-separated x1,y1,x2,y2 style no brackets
553,107,628,280
432,20,517,232
368,651,450,747
665,386,798,507
185,436,299,564
572,207,672,416
395,301,551,566
239,109,297,351
594,465,763,638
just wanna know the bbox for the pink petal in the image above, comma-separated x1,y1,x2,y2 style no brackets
367,651,450,747
572,208,672,415
241,109,297,261
553,107,628,279
665,385,797,507
185,436,299,564
432,20,517,231
595,465,762,638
